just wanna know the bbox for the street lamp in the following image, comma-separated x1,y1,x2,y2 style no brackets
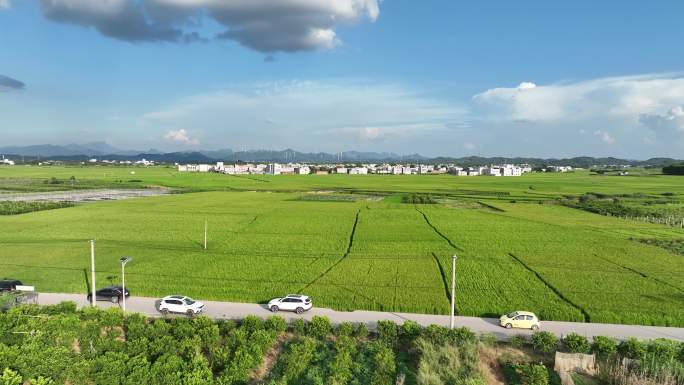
450,255,457,329
119,256,133,312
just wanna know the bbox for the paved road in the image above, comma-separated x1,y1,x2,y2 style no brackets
36,293,684,341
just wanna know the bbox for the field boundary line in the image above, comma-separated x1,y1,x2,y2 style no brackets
415,208,464,252
298,209,361,292
597,255,684,293
507,253,591,322
431,252,452,305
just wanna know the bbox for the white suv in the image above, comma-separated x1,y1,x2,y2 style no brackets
268,294,312,314
159,295,205,316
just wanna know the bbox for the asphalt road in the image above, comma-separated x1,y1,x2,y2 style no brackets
35,293,684,341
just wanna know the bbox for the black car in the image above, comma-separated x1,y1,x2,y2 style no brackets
0,280,22,292
87,286,130,303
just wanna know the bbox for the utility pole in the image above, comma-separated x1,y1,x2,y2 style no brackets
450,255,457,329
89,240,96,307
119,257,133,312
204,220,208,250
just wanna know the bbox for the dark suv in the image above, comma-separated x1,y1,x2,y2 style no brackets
87,286,130,303
0,280,23,292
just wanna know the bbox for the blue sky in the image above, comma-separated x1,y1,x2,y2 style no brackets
1,0,684,158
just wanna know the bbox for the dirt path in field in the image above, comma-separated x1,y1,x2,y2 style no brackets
249,333,290,384
415,207,464,252
0,188,170,203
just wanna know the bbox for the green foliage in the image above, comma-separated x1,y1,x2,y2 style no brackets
562,333,590,353
663,163,684,175
618,338,647,360
306,316,332,339
590,336,617,357
399,320,422,343
517,364,549,385
354,323,369,339
334,322,354,337
264,316,287,334
415,337,485,385
479,333,498,347
401,194,437,204
647,338,679,361
370,343,396,385
0,201,73,216
0,368,22,385
376,320,398,346
510,334,527,348
531,331,558,353
290,319,306,335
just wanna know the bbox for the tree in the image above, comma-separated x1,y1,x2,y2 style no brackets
663,163,684,175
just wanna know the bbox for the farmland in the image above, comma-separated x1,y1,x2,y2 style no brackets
0,166,683,326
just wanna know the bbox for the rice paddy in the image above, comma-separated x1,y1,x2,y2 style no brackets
0,166,682,326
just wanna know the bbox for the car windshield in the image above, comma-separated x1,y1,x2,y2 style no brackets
507,312,518,318
184,298,195,305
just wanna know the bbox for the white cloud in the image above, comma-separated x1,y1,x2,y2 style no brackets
38,0,380,52
164,129,199,146
593,130,615,145
639,106,684,135
463,142,477,151
0,0,11,9
473,73,684,124
143,80,465,151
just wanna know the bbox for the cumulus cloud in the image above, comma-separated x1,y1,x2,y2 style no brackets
37,0,379,52
143,80,464,151
0,0,11,9
473,74,684,123
0,74,25,91
164,129,199,145
639,106,684,136
593,130,615,145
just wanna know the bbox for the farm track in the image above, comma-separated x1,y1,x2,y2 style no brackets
507,253,591,322
298,209,361,292
597,255,684,293
415,207,464,252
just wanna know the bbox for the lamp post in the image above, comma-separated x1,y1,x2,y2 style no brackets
450,255,457,329
119,257,133,312
89,240,96,307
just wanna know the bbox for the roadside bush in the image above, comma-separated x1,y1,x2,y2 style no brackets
264,316,287,334
399,320,422,343
618,338,647,360
562,333,589,353
335,322,354,337
531,331,557,353
376,320,398,346
306,316,332,339
240,315,264,334
647,338,679,361
518,364,548,385
370,343,396,385
479,333,498,347
591,336,617,357
415,337,485,385
422,325,450,345
354,323,369,339
450,327,477,345
510,334,527,348
290,318,306,335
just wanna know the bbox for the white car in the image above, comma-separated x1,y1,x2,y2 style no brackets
158,295,204,316
268,294,312,314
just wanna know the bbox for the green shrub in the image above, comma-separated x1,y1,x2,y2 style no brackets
335,322,355,337
618,338,646,360
531,331,557,353
354,323,369,339
307,316,332,339
370,343,396,385
510,334,527,348
415,337,485,385
450,327,477,345
400,320,422,343
1,368,23,385
291,318,306,335
562,333,589,353
647,338,678,361
376,320,398,346
240,315,264,334
591,336,617,357
518,364,548,385
217,319,236,336
422,324,450,345
264,316,287,334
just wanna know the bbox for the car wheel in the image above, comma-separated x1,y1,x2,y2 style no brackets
505,323,512,329
187,309,195,317
160,308,169,315
296,307,304,314
111,296,119,303
270,305,279,313
531,324,539,331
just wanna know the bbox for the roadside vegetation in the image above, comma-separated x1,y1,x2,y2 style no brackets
0,201,74,215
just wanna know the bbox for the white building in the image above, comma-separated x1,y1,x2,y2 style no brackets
266,163,281,175
294,166,311,175
349,167,368,175
336,167,348,174
0,157,15,166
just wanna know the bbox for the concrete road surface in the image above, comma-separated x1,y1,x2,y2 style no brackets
36,292,684,341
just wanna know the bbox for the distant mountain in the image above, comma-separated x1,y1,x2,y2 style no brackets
1,143,682,167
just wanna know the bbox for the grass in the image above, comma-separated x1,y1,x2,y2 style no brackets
0,201,74,215
0,167,683,326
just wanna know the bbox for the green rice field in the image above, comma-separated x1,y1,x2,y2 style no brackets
0,166,683,326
